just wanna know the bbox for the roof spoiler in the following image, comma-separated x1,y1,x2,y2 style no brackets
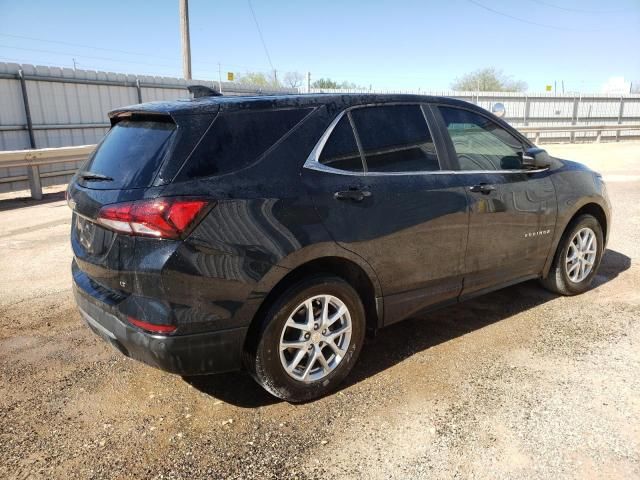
188,85,223,98
108,110,175,127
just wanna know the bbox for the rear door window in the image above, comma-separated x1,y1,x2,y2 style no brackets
177,108,311,179
81,119,175,189
350,105,440,173
318,115,364,172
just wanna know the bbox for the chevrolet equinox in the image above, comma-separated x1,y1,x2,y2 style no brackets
68,92,611,402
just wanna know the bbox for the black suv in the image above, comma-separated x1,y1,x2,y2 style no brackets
68,93,611,402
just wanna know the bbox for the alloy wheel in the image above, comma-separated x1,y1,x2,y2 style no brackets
565,227,597,283
279,294,352,383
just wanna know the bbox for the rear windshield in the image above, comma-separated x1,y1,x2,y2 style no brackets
80,120,176,189
175,108,312,180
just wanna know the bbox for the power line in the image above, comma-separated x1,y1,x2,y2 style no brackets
466,0,605,31
0,44,182,71
0,32,282,74
0,33,179,62
0,50,562,86
0,55,183,78
247,0,275,72
0,54,612,93
0,44,610,87
0,39,274,74
527,0,634,14
0,48,267,80
0,34,273,73
3,40,615,87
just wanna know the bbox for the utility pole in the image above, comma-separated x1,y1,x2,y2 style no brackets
306,71,311,93
179,0,192,80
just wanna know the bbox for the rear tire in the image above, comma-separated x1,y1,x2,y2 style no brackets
246,275,365,403
541,214,604,295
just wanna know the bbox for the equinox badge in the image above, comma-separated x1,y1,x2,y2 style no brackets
524,229,551,238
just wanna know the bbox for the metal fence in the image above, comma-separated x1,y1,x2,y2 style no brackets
2,61,640,195
310,88,640,143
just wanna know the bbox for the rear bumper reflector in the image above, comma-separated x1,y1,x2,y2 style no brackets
128,316,177,334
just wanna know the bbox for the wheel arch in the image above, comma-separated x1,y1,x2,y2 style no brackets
243,255,382,357
573,202,608,241
543,201,609,277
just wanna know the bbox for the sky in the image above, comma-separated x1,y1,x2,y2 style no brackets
0,0,638,93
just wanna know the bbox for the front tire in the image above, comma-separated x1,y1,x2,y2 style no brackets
541,214,604,295
247,275,366,402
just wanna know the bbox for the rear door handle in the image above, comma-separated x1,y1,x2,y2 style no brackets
334,188,372,202
469,183,496,194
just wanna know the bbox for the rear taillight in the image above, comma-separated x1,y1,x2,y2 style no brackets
97,198,209,239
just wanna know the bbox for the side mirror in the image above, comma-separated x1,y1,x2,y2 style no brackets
521,147,551,169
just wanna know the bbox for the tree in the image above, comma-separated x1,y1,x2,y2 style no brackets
283,71,304,89
312,78,361,90
312,78,340,89
234,72,361,91
235,71,286,88
451,68,527,92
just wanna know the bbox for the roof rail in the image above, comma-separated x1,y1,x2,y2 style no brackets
187,85,222,98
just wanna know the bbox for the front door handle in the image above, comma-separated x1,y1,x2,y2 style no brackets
469,183,496,194
334,188,372,202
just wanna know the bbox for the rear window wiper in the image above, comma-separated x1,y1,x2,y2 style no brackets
79,171,114,182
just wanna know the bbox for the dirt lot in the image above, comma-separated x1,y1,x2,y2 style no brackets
1,142,639,479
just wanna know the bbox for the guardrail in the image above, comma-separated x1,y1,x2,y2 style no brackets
518,124,640,143
2,124,640,200
0,145,94,199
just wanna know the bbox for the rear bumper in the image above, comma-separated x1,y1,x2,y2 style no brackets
73,282,247,376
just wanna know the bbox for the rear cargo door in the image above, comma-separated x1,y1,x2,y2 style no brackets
68,112,215,290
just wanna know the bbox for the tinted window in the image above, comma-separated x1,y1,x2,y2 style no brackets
439,107,524,170
82,120,175,189
350,105,439,173
319,115,363,172
179,108,311,179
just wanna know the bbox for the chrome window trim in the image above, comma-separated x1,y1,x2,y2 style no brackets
304,161,549,177
304,108,355,174
303,103,548,177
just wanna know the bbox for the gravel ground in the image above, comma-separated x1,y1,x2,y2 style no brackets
0,142,639,479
